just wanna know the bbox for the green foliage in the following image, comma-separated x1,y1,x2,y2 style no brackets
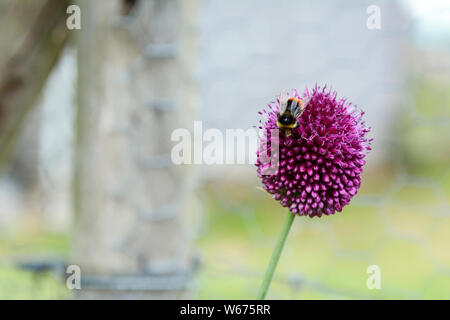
399,78,450,171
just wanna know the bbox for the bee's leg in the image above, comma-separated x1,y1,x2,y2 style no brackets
285,129,291,136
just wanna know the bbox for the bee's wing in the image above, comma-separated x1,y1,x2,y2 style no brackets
293,96,311,118
279,89,289,113
301,96,311,109
289,98,298,113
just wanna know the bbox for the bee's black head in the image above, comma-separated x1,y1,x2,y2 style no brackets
277,113,296,126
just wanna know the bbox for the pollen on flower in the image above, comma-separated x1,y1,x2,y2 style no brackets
255,86,372,218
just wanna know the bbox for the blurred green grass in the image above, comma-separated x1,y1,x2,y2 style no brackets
194,168,450,299
0,232,71,299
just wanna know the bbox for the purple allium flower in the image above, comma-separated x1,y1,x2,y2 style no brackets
256,86,371,218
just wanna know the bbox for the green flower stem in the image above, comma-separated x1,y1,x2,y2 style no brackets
257,210,295,300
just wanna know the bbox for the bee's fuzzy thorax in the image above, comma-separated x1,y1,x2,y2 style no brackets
287,97,302,104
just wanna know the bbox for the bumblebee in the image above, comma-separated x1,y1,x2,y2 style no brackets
276,90,310,136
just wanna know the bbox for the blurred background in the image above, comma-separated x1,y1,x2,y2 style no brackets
0,0,449,299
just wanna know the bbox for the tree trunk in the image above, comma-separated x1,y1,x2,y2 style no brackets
0,0,68,175
73,0,197,299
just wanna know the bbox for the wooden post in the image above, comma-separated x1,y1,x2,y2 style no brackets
74,0,197,299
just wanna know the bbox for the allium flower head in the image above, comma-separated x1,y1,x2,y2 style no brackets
256,86,371,218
